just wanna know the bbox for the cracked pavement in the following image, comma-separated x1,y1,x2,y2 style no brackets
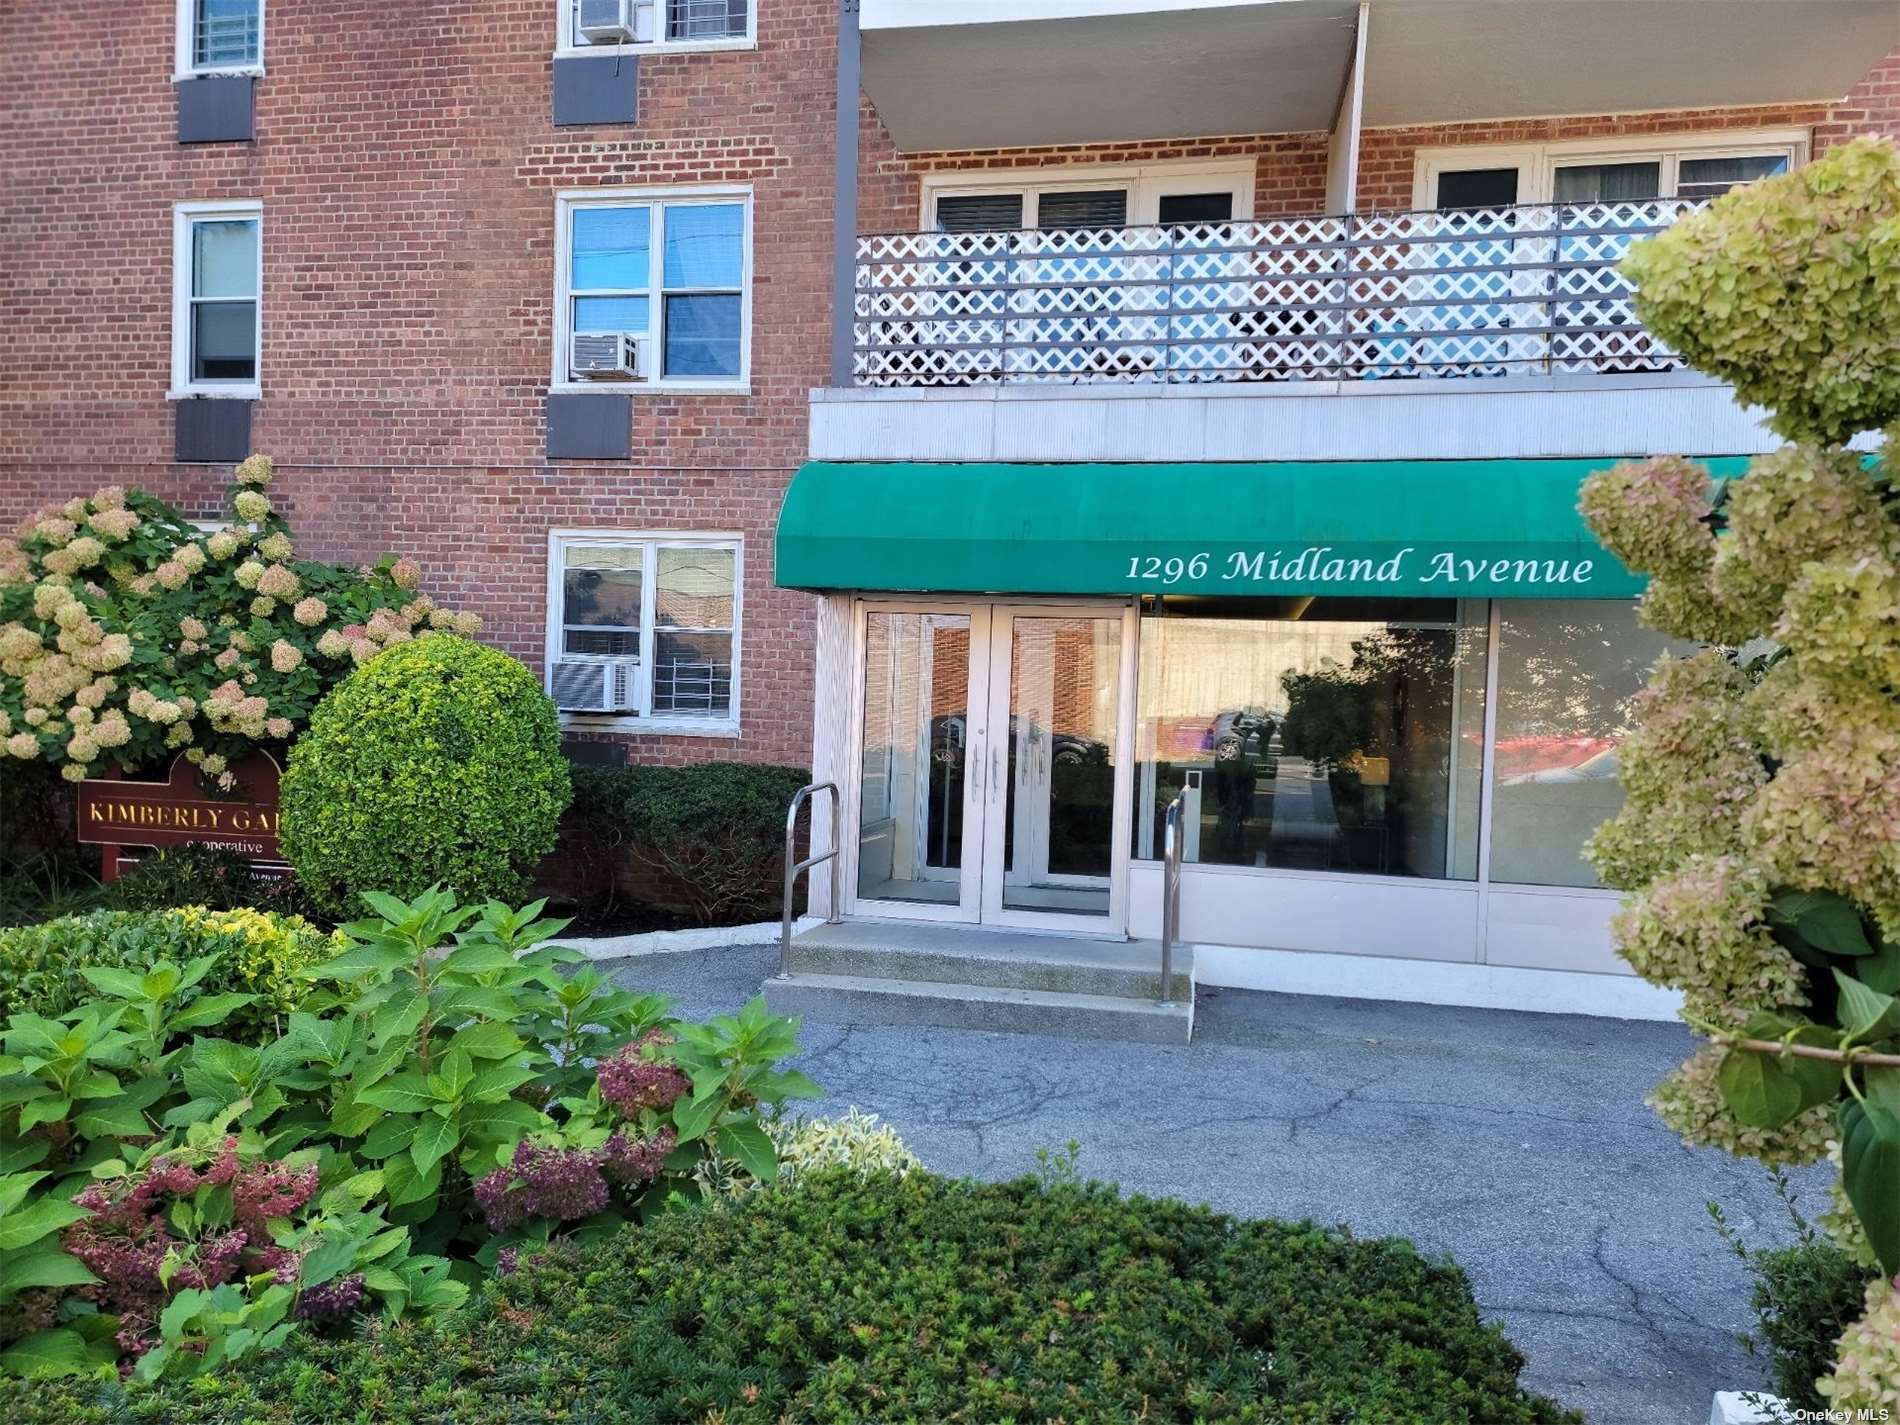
610,943,1827,1425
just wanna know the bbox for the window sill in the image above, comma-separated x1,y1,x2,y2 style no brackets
558,713,740,739
548,381,750,398
553,38,755,61
174,67,265,82
168,386,261,402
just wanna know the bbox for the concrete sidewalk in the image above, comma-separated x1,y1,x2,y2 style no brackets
612,943,1824,1425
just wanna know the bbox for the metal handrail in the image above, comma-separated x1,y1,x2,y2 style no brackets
777,781,842,979
1159,794,1184,1008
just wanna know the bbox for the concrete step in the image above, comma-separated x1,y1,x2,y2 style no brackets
764,971,1193,1045
787,922,1192,1002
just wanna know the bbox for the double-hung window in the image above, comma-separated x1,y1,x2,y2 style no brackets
547,532,741,731
559,0,751,53
177,0,263,76
556,189,750,390
172,202,262,397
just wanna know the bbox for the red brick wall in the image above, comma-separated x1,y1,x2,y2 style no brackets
1818,49,1900,149
0,0,836,768
1354,101,1835,210
859,107,1331,232
856,46,1900,231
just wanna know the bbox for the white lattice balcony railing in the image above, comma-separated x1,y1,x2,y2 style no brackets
852,200,1702,388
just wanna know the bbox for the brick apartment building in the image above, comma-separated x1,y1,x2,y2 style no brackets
4,1,1899,1025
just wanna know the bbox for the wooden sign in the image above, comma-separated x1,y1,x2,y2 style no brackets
78,752,283,881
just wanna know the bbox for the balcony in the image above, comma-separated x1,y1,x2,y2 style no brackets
852,200,1697,389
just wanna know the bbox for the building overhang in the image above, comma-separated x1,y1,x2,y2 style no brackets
859,0,1898,153
773,455,1718,599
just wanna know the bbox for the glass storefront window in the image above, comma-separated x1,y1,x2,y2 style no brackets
1135,598,1488,881
1488,599,1692,888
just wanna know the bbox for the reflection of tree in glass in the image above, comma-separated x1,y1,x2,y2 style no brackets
1494,613,1657,739
1278,626,1470,769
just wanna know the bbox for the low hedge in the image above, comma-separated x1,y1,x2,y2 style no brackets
9,1171,1580,1424
0,906,342,1040
567,761,811,925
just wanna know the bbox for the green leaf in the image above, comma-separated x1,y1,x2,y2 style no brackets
17,1098,71,1133
671,1091,722,1145
77,967,150,1002
0,1195,94,1251
714,1119,778,1182
449,1023,525,1061
464,1061,539,1104
0,1247,99,1295
0,1327,96,1379
298,1235,363,1291
410,1113,460,1176
1840,1099,1900,1276
381,1153,441,1209
0,1139,49,1174
301,941,411,982
1833,969,1900,1043
1718,1046,1808,1130
1770,891,1875,957
356,1074,436,1114
165,994,257,1033
73,1099,153,1141
438,942,518,978
754,1068,824,1102
1860,939,1900,996
1866,1066,1900,1116
359,1115,417,1162
431,1050,473,1103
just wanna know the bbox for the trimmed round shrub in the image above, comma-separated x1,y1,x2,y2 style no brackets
0,906,341,1040
32,1172,1580,1423
280,637,569,917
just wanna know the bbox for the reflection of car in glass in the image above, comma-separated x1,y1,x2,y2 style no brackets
1500,745,1621,787
1206,708,1276,762
929,715,1108,766
1490,735,1616,780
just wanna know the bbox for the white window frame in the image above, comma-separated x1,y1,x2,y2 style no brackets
170,200,263,401
174,0,265,81
555,0,756,59
545,529,744,736
1410,128,1810,208
920,159,1256,230
552,186,753,395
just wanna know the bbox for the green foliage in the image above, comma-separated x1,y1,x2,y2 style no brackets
567,761,810,924
0,886,815,1382
112,846,264,915
1584,135,1900,1395
0,908,340,1044
29,1171,1579,1424
1711,1173,1879,1411
1623,137,1900,445
0,458,484,784
280,639,570,917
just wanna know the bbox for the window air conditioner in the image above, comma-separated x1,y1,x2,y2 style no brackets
551,658,641,714
570,332,647,381
578,0,656,44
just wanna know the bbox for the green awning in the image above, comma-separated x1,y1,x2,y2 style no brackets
777,458,1749,600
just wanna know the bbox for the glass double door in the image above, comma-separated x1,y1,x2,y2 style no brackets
852,602,1135,932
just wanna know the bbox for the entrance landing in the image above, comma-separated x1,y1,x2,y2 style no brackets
763,921,1193,1044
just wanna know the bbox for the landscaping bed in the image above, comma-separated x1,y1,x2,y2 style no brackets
2,1170,1580,1425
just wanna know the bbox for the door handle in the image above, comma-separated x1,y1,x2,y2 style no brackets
992,743,1002,799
